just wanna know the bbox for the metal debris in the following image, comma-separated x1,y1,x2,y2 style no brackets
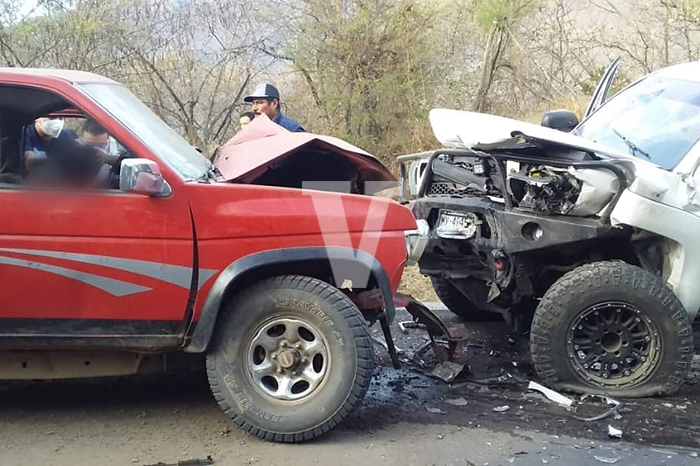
145,458,215,466
593,456,621,464
425,406,446,415
432,361,465,383
445,397,469,407
398,321,424,334
493,405,511,413
607,425,623,439
527,381,574,408
574,395,625,422
474,370,518,385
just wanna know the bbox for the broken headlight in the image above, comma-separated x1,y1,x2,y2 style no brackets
404,219,429,265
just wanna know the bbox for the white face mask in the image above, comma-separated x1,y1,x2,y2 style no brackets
42,119,64,138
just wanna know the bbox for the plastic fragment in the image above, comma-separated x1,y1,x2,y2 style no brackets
425,406,446,415
607,425,623,439
445,397,468,407
527,381,574,407
593,456,621,464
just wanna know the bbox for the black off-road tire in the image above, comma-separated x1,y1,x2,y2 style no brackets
431,277,501,322
531,261,694,397
206,275,373,442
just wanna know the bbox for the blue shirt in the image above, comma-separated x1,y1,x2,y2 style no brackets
273,112,305,132
23,124,77,159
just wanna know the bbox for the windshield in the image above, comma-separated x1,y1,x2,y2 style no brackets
79,83,209,180
574,74,700,170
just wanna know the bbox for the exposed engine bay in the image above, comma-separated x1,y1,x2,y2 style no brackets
425,151,622,218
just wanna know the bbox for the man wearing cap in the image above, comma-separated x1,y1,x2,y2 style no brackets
244,83,305,132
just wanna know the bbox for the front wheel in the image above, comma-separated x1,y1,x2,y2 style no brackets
206,275,373,442
531,262,693,397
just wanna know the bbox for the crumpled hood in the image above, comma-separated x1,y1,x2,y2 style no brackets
429,108,634,160
215,114,394,183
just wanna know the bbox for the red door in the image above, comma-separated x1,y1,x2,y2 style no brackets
0,187,197,349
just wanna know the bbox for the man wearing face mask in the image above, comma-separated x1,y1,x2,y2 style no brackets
23,117,77,171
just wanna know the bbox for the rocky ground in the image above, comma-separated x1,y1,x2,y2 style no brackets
0,306,699,466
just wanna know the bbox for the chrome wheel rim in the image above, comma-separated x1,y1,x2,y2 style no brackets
245,317,330,402
567,301,661,387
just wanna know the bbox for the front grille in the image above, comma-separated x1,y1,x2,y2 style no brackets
427,182,464,197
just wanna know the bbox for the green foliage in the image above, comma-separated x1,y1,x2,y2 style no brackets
281,0,440,160
472,0,538,31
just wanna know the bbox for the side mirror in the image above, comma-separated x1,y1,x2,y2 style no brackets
119,158,171,197
541,110,580,132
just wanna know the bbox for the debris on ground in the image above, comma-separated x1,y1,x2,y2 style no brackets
493,405,510,413
473,369,521,385
432,361,465,383
146,455,214,466
444,397,468,407
145,458,215,466
371,335,404,355
607,425,623,439
574,395,625,422
593,456,621,464
425,406,446,415
398,321,424,334
527,381,574,408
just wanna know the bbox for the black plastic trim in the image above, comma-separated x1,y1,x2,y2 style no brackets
0,318,182,350
185,247,397,353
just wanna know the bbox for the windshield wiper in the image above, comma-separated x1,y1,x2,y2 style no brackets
612,128,650,159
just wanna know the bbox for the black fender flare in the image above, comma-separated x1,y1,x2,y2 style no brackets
185,246,397,353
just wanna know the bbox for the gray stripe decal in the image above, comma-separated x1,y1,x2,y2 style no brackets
0,255,150,297
0,248,218,290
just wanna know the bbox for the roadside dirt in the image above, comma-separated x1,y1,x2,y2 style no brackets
0,306,698,465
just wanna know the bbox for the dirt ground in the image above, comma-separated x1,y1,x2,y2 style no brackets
1,305,699,466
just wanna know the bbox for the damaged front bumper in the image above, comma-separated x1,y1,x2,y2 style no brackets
350,288,468,369
412,196,623,276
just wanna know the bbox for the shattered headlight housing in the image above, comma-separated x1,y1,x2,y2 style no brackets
404,219,429,265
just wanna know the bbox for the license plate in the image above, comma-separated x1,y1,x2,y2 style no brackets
436,211,477,239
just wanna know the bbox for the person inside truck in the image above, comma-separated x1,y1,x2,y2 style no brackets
24,135,103,188
78,119,127,186
23,117,77,171
244,83,305,132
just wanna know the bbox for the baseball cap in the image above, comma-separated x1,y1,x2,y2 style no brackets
244,83,280,102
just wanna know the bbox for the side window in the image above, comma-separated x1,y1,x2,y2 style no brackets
0,85,131,191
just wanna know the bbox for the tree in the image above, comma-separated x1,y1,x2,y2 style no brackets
470,0,538,112
261,0,440,165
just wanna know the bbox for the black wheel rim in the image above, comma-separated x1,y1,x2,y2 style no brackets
567,301,661,388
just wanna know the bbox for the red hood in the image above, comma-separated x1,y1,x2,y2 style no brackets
214,115,395,183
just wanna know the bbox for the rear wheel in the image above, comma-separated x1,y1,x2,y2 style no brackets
207,275,373,442
531,262,693,397
431,277,502,321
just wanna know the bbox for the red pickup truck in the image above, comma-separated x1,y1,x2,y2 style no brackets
0,69,427,442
